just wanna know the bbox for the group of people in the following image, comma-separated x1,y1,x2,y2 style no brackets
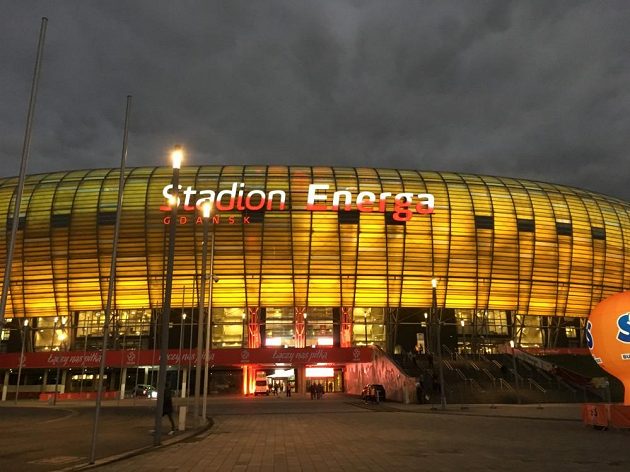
270,382,292,397
309,382,325,399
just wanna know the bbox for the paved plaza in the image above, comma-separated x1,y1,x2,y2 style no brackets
81,396,630,471
1,394,629,472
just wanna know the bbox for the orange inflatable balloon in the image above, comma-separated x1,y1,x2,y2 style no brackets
588,291,630,405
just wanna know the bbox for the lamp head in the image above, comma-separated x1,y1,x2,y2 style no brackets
431,278,438,289
202,201,213,219
171,145,183,169
212,274,220,283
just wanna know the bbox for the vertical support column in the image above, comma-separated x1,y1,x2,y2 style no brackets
297,365,306,396
340,307,353,348
180,368,187,398
60,370,67,394
42,370,48,393
242,365,248,395
119,367,127,400
1,371,9,401
294,307,306,348
247,307,261,348
143,366,149,384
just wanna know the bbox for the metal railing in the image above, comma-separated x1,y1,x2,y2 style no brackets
498,378,514,391
527,377,547,394
455,368,467,381
442,344,455,360
482,368,497,388
469,378,484,392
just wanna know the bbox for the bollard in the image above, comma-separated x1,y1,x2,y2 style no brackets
178,405,187,432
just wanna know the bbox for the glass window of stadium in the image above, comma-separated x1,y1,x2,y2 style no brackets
305,307,334,347
352,307,385,348
212,307,247,348
34,315,71,352
515,315,544,347
265,307,294,347
73,309,151,351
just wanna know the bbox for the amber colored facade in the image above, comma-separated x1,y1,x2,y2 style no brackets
1,166,629,319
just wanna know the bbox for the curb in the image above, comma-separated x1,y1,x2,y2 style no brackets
389,404,582,422
53,418,214,472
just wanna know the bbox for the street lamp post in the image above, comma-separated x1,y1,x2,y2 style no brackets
176,312,186,396
510,340,521,404
363,311,368,345
201,218,216,422
52,316,67,406
15,319,29,403
194,202,211,425
153,145,182,446
242,312,247,348
432,278,447,410
460,319,465,354
423,312,429,353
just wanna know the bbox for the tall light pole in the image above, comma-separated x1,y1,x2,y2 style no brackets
153,145,182,446
460,319,465,354
90,95,131,463
53,317,68,405
363,311,368,345
423,312,429,353
0,18,47,333
176,311,186,395
241,312,247,348
51,317,58,404
510,340,521,404
432,278,446,410
195,201,211,425
15,319,29,403
193,206,208,423
202,209,216,422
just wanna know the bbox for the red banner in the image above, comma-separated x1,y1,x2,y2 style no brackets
0,346,374,369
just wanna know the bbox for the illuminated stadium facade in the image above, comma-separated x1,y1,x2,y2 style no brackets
0,165,629,398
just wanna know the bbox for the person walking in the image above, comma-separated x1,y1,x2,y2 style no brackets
163,387,176,435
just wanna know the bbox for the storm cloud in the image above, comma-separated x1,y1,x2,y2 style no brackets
1,0,630,200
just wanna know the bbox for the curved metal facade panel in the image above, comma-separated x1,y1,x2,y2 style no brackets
1,166,629,318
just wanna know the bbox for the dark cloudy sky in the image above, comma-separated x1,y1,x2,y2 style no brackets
2,1,630,200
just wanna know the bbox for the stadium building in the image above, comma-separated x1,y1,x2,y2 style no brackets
0,166,628,400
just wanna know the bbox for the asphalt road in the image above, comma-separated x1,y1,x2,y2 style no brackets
0,399,165,471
